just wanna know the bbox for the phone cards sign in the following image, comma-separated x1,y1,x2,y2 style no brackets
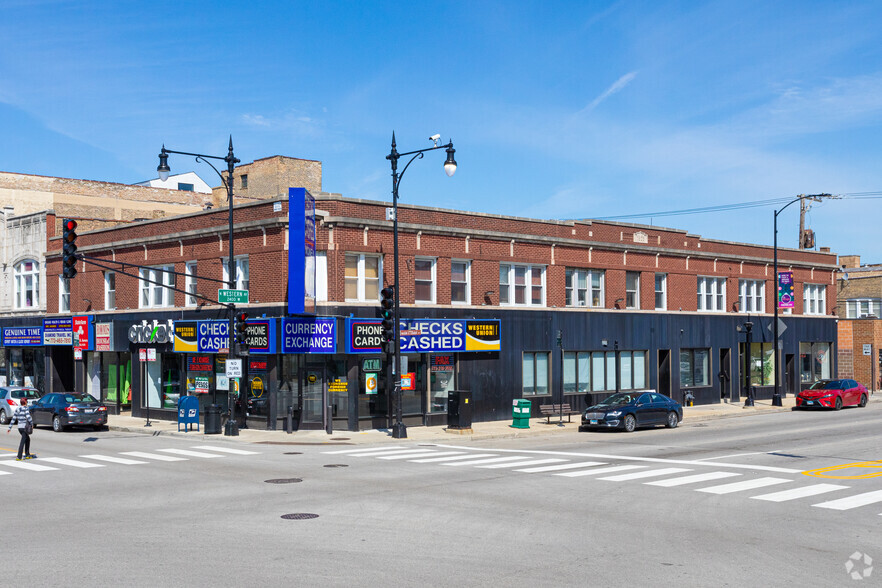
282,317,336,354
43,318,73,345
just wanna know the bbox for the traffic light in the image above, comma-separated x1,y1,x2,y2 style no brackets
234,312,249,356
62,219,78,279
380,286,395,354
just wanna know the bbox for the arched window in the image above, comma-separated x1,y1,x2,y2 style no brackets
14,260,39,309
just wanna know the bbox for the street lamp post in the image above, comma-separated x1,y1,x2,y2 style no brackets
157,137,241,435
386,132,457,439
772,193,831,407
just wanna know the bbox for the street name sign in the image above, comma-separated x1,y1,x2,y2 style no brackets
219,289,249,304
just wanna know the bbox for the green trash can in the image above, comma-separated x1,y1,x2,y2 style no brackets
510,399,531,429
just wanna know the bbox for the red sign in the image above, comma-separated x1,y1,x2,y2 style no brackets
73,316,90,350
401,372,416,391
139,349,147,362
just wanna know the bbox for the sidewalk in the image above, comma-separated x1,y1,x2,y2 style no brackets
105,393,849,446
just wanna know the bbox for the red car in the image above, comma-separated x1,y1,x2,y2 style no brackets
795,379,869,410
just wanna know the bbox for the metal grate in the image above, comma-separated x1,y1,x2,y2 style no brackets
330,437,350,441
323,464,349,468
281,513,319,520
265,478,303,484
284,452,303,455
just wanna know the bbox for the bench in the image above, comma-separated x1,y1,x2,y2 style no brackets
539,403,580,424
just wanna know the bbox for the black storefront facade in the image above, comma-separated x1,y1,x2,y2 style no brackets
0,304,836,432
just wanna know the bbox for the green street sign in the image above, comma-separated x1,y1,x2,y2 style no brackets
219,289,249,304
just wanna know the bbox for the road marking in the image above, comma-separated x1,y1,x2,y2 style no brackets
751,484,849,502
191,446,260,455
377,450,443,460
803,461,882,480
646,471,741,487
695,452,776,461
40,457,104,469
349,449,431,458
478,459,566,469
158,449,224,458
0,470,10,475
81,454,147,465
443,456,529,467
121,451,187,462
697,477,792,495
0,460,59,472
599,467,692,482
410,453,490,463
556,465,647,478
813,490,882,511
323,446,407,455
516,461,607,473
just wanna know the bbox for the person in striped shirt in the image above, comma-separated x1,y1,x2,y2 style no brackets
6,397,34,460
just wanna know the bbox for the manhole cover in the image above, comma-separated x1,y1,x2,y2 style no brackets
324,464,348,468
330,437,350,441
265,478,303,484
281,513,319,520
284,452,303,455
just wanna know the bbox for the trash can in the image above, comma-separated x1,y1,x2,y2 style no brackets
204,404,222,435
510,399,531,429
447,390,472,429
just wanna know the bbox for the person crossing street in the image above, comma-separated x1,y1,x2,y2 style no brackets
6,397,35,460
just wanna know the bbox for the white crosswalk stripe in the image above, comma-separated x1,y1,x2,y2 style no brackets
349,449,431,458
444,456,530,467
120,451,187,462
478,458,566,469
696,477,791,495
556,465,647,478
81,454,147,465
599,467,692,482
377,450,443,460
323,446,407,455
191,446,260,455
410,453,494,463
516,461,607,473
40,457,104,469
812,490,882,511
157,449,224,458
646,471,741,487
0,460,58,472
751,483,849,502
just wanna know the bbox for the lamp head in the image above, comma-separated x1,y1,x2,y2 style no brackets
157,146,170,182
444,144,457,177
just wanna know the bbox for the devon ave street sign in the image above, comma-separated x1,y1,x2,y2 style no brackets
218,289,249,304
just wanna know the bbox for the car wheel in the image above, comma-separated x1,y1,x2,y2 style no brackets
834,397,843,411
52,415,65,432
0,410,7,425
665,411,679,429
859,394,868,408
623,414,636,433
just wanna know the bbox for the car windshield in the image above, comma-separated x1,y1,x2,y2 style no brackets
808,380,843,390
64,394,95,403
596,393,636,406
12,389,39,399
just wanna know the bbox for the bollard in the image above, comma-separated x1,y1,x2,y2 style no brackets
286,405,294,434
744,386,755,407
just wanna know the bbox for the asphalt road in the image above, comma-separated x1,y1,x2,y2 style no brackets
2,403,880,587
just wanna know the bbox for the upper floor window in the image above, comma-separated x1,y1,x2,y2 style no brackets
739,279,765,313
104,272,116,310
185,262,197,307
655,273,667,310
59,277,70,313
240,174,248,189
803,284,826,315
177,182,194,192
414,257,436,304
565,268,603,308
500,264,545,306
451,260,470,304
223,256,249,292
345,253,381,302
14,259,39,310
697,277,726,312
846,299,880,319
626,271,640,309
139,265,174,309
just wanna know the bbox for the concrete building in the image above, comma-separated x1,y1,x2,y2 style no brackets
208,156,322,209
136,171,212,194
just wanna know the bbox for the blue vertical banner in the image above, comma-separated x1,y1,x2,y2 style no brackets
288,187,317,315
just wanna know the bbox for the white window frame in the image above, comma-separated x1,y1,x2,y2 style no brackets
59,277,70,313
414,257,437,304
344,253,382,302
222,256,249,292
846,298,881,319
451,259,471,305
803,283,826,316
566,268,604,308
184,262,197,307
500,263,546,307
626,271,640,309
654,273,667,310
13,259,39,310
139,265,175,309
738,279,765,313
697,276,726,312
104,271,116,310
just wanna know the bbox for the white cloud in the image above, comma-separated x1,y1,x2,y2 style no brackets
581,71,638,113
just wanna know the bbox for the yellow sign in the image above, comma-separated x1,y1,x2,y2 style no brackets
803,461,882,480
328,378,348,393
308,374,317,384
250,376,264,398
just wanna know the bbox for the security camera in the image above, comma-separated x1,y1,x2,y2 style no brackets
429,134,441,146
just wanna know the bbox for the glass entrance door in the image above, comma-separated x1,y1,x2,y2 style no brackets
299,367,326,430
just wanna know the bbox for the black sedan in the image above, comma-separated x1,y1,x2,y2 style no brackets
29,392,107,432
581,391,682,432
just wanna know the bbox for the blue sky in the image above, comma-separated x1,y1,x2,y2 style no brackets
3,1,882,260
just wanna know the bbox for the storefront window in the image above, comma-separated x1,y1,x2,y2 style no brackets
9,348,44,392
102,353,132,408
738,343,776,386
146,353,182,410
247,358,270,418
800,342,831,384
429,354,456,413
86,353,101,400
0,352,7,387
401,354,422,414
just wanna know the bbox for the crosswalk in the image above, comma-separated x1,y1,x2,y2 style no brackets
0,445,260,475
323,445,882,515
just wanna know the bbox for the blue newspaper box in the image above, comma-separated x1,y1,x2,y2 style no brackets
178,395,200,432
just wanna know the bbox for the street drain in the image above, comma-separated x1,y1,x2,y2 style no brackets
331,437,350,441
281,513,319,520
324,464,348,468
284,452,303,455
265,478,303,484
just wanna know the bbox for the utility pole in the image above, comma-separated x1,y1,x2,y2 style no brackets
798,195,806,248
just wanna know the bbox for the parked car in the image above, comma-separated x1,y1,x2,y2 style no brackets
29,392,107,432
581,391,683,432
0,386,42,425
794,379,868,410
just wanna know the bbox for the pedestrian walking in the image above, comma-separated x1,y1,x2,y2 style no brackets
6,397,35,460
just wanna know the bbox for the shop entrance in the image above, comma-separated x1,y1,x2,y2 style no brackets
299,366,326,430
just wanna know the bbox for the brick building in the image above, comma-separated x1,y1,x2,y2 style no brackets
835,255,882,390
